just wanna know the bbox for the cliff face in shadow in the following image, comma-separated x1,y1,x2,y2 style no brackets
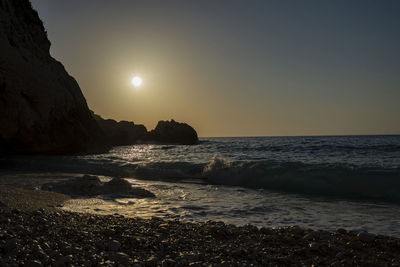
0,0,109,154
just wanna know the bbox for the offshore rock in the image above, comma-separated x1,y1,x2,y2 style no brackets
149,119,198,145
0,0,108,154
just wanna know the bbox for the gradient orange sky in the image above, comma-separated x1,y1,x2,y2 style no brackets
31,0,400,137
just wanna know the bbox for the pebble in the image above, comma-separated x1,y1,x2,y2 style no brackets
116,252,131,265
180,252,199,262
161,258,176,266
357,232,375,243
4,238,18,253
108,240,121,251
145,255,158,266
25,260,43,267
309,242,319,251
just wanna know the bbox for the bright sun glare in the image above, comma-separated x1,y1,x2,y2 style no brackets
131,76,143,87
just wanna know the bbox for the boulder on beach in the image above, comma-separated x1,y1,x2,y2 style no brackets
103,178,155,197
42,175,155,198
0,0,109,154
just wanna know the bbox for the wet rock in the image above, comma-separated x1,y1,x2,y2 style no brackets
129,186,156,198
42,176,155,198
104,178,155,197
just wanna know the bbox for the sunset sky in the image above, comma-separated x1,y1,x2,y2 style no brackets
30,0,400,137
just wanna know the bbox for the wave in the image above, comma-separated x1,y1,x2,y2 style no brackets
1,155,400,203
201,157,400,202
120,156,400,202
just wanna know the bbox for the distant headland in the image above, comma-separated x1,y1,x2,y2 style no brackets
0,0,198,155
93,114,198,146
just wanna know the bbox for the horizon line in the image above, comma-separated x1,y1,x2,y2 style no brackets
199,133,400,138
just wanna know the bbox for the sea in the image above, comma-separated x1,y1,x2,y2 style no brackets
1,135,400,236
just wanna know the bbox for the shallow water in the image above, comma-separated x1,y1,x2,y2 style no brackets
61,178,400,237
1,135,400,236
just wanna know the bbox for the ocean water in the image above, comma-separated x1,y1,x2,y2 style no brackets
1,135,400,236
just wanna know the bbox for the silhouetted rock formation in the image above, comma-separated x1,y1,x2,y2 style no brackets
0,0,109,154
93,113,199,145
0,0,198,154
149,120,198,145
93,113,148,146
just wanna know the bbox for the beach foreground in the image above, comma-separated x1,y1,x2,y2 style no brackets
0,188,399,266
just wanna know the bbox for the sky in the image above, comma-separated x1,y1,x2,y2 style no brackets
30,0,400,137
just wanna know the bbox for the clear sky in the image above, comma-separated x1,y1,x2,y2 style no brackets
30,0,400,137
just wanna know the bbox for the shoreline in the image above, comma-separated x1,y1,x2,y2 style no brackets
0,187,399,266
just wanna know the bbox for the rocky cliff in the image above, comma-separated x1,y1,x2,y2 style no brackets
94,113,198,145
93,113,148,146
0,0,198,154
0,0,109,154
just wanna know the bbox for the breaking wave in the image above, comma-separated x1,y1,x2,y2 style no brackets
132,156,400,202
2,154,400,203
200,157,400,202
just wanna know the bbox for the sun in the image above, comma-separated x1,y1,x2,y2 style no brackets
131,76,143,87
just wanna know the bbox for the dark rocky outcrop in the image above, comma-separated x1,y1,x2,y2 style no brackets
93,113,199,145
0,0,109,154
149,120,198,145
93,113,148,146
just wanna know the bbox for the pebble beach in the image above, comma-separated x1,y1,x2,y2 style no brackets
1,187,400,267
